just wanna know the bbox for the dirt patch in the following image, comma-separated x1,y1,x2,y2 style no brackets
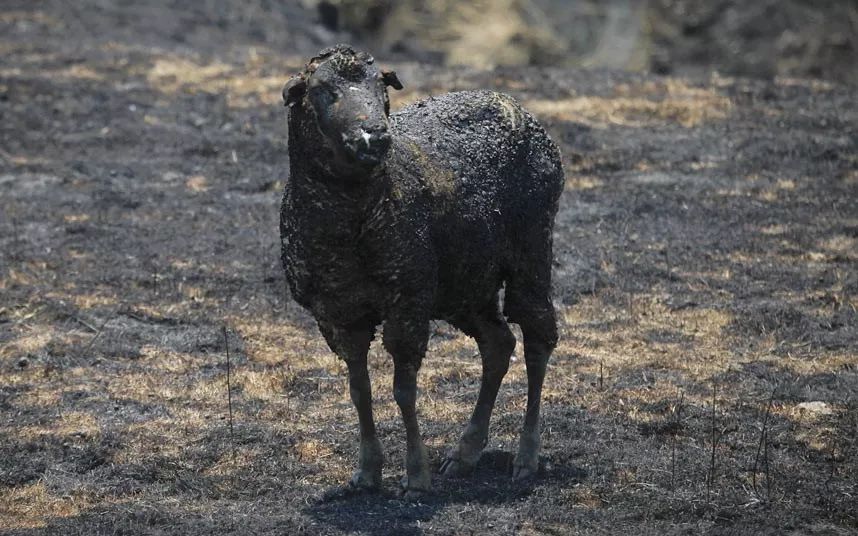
1,2,857,535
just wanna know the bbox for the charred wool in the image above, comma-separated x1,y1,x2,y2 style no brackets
279,45,564,499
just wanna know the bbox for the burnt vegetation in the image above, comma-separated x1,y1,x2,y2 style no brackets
1,2,857,535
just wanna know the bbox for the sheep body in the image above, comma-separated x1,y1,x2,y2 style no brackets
280,46,563,496
282,89,563,340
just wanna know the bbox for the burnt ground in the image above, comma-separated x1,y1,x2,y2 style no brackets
1,3,857,535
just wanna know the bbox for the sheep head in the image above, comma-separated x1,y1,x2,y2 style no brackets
283,44,403,168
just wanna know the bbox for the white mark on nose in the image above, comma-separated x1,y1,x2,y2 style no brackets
349,86,360,92
360,129,372,148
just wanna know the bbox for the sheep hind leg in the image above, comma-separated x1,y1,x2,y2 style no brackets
513,316,556,480
505,243,558,480
441,304,515,477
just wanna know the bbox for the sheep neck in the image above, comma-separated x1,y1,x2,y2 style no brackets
290,105,384,181
286,105,389,229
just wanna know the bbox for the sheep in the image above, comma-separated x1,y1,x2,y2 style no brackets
280,44,564,499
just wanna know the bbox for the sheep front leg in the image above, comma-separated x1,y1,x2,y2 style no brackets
384,321,431,501
393,363,431,500
319,323,383,491
347,356,384,490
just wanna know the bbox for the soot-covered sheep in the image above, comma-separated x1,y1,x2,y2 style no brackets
280,45,564,499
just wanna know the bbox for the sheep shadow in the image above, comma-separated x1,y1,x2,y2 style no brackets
305,450,587,536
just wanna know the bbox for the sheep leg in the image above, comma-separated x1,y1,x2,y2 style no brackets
320,323,383,491
512,310,557,480
504,232,559,480
346,356,384,491
384,322,432,500
441,307,515,477
393,363,431,500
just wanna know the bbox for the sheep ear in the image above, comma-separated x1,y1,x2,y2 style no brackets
282,76,307,107
381,70,403,90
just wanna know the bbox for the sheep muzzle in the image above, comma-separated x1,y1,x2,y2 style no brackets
344,124,391,164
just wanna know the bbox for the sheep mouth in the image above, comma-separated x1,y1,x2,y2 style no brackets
354,150,387,165
344,137,391,166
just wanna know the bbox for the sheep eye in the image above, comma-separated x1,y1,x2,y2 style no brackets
312,84,338,103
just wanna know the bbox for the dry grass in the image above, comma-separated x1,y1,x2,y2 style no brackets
526,80,731,128
146,52,304,108
0,482,100,530
1,4,857,534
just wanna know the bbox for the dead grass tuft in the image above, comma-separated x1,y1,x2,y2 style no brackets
0,482,96,530
526,79,730,128
146,53,304,108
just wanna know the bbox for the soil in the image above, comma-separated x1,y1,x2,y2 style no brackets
1,2,857,535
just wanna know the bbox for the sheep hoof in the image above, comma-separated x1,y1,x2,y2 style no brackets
512,449,540,480
350,469,382,491
511,462,538,480
399,475,430,501
439,455,476,478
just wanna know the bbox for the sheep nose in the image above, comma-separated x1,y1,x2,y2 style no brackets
359,126,391,150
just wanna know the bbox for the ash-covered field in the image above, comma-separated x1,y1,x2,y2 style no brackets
1,2,857,535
